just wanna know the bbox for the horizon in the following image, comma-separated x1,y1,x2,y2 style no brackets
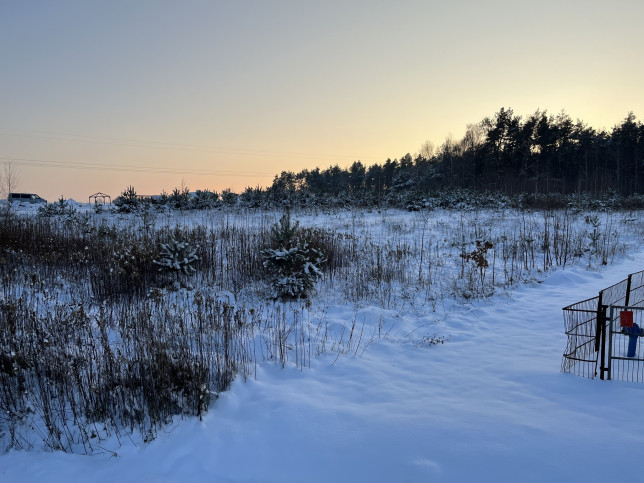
1,1,643,202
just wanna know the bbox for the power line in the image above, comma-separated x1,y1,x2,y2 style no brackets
0,126,360,161
3,156,275,177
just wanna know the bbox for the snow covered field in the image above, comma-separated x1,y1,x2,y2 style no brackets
2,205,644,482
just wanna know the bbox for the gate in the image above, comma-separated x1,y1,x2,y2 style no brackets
607,306,644,382
562,270,644,380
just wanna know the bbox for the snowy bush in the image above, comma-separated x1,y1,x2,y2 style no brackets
220,188,238,207
192,189,220,209
113,185,142,213
262,211,326,299
37,197,77,218
154,237,200,275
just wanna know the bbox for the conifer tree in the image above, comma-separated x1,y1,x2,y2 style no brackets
262,210,325,299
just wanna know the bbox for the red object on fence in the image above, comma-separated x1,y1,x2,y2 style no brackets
620,311,634,328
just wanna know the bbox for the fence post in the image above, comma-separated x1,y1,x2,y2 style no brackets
595,291,603,353
607,305,614,380
599,307,608,380
625,273,633,307
595,291,608,379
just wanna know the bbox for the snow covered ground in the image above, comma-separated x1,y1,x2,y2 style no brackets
3,206,644,482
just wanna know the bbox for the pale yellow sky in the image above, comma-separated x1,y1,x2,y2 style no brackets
1,1,642,202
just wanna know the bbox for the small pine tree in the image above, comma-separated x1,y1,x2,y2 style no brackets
262,210,325,299
113,185,141,213
270,209,299,246
220,189,238,207
153,237,200,275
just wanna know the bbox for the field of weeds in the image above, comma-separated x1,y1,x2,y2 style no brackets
0,204,639,452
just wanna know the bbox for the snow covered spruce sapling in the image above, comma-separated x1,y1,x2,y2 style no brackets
153,234,200,285
262,210,326,299
113,185,142,213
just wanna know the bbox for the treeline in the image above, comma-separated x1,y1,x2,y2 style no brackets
113,108,644,211
261,108,643,205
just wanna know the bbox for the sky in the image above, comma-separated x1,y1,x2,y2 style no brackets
1,0,643,202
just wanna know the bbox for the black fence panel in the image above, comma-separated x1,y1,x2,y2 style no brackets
562,269,644,381
607,306,644,382
628,271,644,307
562,296,600,378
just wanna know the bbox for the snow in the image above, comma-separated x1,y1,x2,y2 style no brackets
3,206,644,482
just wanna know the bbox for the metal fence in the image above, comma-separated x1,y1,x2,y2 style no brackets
607,306,644,382
562,270,644,381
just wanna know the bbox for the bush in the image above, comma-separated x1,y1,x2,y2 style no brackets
113,185,142,213
37,197,78,218
262,210,326,299
153,236,200,276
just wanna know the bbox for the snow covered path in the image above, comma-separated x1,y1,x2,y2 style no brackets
4,251,644,482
